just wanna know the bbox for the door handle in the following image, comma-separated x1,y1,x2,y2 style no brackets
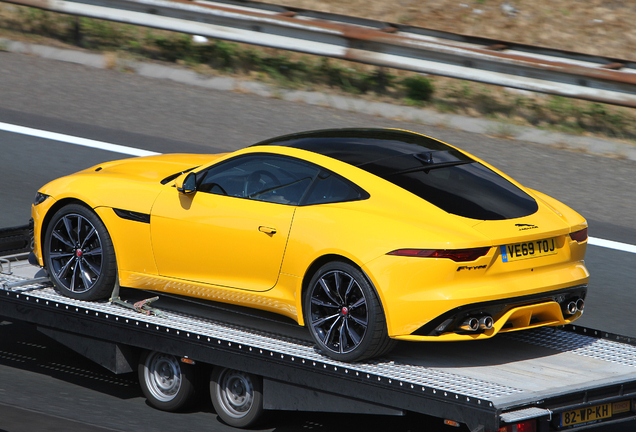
258,226,277,235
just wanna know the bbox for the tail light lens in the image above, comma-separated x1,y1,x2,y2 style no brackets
570,227,588,243
387,247,490,262
498,419,537,432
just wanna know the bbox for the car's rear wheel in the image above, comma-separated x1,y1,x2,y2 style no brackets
44,204,116,300
210,367,264,428
138,351,196,411
304,261,395,362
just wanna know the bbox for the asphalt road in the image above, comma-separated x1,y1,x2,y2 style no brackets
1,50,635,431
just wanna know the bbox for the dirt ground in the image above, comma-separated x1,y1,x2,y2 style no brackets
258,0,636,61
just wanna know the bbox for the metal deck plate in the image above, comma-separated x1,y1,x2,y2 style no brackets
3,271,636,412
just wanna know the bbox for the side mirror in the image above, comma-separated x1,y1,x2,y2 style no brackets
175,172,197,194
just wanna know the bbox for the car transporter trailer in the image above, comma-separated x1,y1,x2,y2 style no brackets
1,242,636,431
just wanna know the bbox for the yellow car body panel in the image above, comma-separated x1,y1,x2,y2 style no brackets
118,270,300,321
31,129,589,352
363,236,588,337
31,153,223,268
151,188,295,291
395,301,575,341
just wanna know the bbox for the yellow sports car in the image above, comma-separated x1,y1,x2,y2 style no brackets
30,128,589,361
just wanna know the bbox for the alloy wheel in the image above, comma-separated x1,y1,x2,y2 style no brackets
309,270,369,355
48,213,103,294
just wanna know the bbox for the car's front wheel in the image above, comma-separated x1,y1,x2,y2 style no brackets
304,261,395,362
44,204,116,300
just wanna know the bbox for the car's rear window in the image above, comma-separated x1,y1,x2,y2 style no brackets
387,162,538,220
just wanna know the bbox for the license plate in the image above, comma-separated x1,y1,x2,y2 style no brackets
500,238,557,262
560,403,612,427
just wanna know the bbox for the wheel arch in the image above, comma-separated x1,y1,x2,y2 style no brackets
297,253,387,327
39,198,95,258
41,199,118,300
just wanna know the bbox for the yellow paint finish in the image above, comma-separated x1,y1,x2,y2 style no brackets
30,196,58,266
150,187,295,291
94,207,157,274
395,302,577,342
496,301,570,333
31,153,222,265
119,270,298,320
31,135,591,344
364,241,588,337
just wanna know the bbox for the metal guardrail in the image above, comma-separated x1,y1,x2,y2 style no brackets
6,0,636,107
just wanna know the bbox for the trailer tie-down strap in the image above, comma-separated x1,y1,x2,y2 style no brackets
110,296,164,317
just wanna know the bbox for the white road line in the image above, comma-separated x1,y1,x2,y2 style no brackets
3,121,636,254
0,122,160,157
589,237,636,254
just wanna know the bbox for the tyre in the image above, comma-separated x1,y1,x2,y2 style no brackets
43,204,116,300
210,367,264,428
138,351,196,411
304,261,396,362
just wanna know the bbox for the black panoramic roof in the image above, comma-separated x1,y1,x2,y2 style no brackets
253,128,538,220
251,128,471,177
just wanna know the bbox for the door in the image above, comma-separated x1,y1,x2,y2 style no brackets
150,154,320,292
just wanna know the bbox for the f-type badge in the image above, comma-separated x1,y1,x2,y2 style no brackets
515,223,538,231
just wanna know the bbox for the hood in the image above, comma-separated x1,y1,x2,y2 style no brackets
40,154,227,215
82,153,224,183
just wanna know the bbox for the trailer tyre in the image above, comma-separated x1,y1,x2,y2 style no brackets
139,351,195,412
44,204,116,301
210,367,264,428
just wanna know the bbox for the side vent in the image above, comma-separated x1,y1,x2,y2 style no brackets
113,208,150,224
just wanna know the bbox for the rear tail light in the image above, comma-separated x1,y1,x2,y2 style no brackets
498,419,537,432
387,247,490,262
570,227,588,243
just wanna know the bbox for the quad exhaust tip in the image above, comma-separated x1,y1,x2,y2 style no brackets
479,316,494,330
563,298,585,316
459,315,494,332
457,297,584,334
459,318,479,332
576,299,585,312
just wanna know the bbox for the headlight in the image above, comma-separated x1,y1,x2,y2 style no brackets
34,192,50,206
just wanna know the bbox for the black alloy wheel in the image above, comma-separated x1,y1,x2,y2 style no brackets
305,261,395,362
44,204,116,300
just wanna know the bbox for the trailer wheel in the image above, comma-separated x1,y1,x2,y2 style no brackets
304,261,395,362
210,367,264,428
138,351,195,411
44,204,116,301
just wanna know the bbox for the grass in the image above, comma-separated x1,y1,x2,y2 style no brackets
2,4,636,143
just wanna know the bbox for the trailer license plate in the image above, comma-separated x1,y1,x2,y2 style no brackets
500,238,557,263
560,403,612,427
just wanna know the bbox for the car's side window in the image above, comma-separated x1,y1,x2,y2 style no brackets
304,172,365,205
197,155,320,206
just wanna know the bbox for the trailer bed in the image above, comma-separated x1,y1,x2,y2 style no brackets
2,262,636,431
